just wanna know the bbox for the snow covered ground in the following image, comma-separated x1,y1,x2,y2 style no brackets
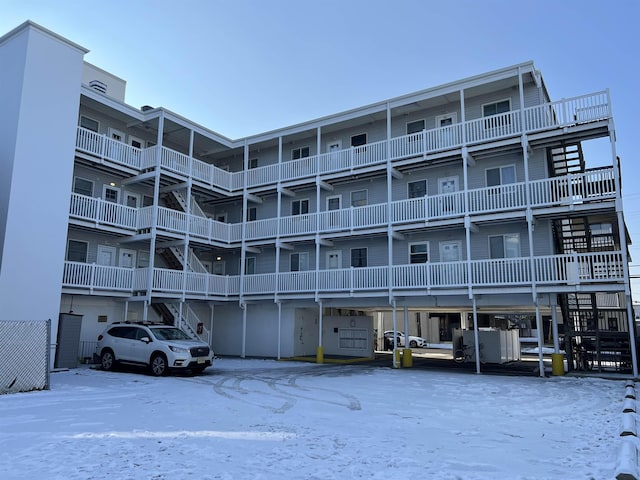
0,358,628,479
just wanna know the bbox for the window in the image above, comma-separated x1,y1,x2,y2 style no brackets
245,257,256,275
246,207,256,222
142,195,154,207
103,185,119,203
249,158,258,169
406,120,425,135
483,99,511,129
292,147,310,160
79,115,99,132
351,133,367,147
67,240,88,262
291,199,309,216
489,234,520,259
486,165,516,187
350,190,367,207
351,248,367,268
73,177,93,197
483,100,511,117
408,180,427,198
409,243,429,264
290,252,309,272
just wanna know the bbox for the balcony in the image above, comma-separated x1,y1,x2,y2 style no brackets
61,251,625,298
75,91,610,192
69,166,617,244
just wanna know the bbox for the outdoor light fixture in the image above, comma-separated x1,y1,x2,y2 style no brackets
216,256,222,261
109,182,116,186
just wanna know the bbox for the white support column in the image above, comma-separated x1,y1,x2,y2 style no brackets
239,140,249,303
178,302,183,330
277,301,282,360
386,103,394,302
276,137,283,301
403,305,409,346
535,301,545,377
144,113,164,319
392,300,398,368
241,303,247,358
472,297,481,374
181,129,195,303
209,303,214,348
460,89,473,300
317,301,324,363
551,302,560,353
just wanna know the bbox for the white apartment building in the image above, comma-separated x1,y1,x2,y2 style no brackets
0,21,635,375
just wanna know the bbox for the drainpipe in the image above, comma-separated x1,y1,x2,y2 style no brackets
241,302,247,358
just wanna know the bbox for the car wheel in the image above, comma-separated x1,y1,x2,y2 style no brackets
100,349,116,371
149,353,168,376
409,340,417,348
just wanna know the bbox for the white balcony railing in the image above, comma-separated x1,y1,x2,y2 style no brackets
76,92,611,193
69,167,617,244
62,251,625,297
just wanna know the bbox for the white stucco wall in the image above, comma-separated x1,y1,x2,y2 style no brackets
0,22,86,367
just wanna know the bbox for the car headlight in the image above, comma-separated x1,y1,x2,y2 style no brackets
168,345,189,353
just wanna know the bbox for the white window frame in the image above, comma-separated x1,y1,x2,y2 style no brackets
350,189,368,207
118,248,137,268
142,195,154,207
67,239,89,263
216,212,228,223
291,146,310,160
290,252,309,272
107,127,125,143
488,234,521,259
102,184,120,203
406,119,425,135
246,207,257,222
129,136,144,149
326,195,342,210
409,242,429,264
79,115,99,132
97,245,117,266
435,112,457,127
245,256,256,275
124,191,140,208
73,176,94,197
439,241,462,262
350,247,368,268
485,164,516,187
350,133,367,147
292,199,309,216
481,99,511,117
249,158,258,169
137,251,150,268
407,179,427,199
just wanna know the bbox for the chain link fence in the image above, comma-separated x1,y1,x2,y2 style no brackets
0,320,50,394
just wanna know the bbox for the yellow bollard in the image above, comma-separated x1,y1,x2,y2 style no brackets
551,353,565,376
393,349,401,368
402,348,413,368
316,345,324,364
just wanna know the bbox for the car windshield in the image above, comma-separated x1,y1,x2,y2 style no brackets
151,327,191,341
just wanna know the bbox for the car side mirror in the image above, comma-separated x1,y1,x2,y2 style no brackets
140,336,151,343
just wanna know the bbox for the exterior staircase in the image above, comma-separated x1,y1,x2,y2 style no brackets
162,190,207,217
549,142,633,373
150,302,209,342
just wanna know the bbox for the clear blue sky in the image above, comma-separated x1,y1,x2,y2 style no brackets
3,0,640,301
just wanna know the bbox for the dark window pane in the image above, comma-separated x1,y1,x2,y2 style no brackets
351,134,367,147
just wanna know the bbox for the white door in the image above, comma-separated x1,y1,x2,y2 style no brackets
440,241,462,262
327,140,342,165
119,249,137,268
326,250,342,269
435,113,457,148
438,176,459,214
97,245,116,266
326,195,341,228
124,192,140,208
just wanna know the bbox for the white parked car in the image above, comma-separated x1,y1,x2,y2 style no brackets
96,322,213,376
383,331,427,348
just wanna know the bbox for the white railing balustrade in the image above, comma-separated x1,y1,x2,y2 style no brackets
156,207,188,233
389,131,424,159
426,191,465,219
430,261,468,287
471,258,531,285
243,273,277,294
62,262,134,291
69,193,138,229
425,124,464,152
466,111,521,145
153,267,184,292
245,218,278,240
280,213,316,237
318,149,351,174
76,128,105,157
468,184,527,213
278,271,317,293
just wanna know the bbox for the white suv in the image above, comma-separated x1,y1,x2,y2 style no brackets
96,323,213,376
